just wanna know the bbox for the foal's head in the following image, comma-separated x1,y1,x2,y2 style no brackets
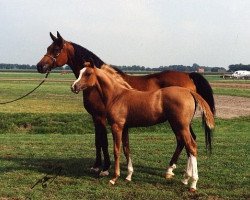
37,32,72,73
71,62,97,93
71,62,133,94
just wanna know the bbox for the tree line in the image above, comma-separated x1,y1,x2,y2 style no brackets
0,63,249,72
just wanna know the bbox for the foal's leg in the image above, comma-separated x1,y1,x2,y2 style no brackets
122,127,134,181
166,125,197,179
109,123,123,185
91,116,111,176
180,128,199,192
165,136,184,179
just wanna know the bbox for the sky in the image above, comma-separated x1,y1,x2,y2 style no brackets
0,0,250,68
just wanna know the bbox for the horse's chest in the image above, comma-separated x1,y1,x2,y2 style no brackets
83,89,105,115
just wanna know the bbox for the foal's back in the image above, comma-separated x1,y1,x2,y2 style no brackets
109,86,195,128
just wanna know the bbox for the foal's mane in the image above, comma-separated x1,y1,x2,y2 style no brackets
101,65,133,90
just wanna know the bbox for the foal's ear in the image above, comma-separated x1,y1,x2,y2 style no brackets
84,58,95,68
50,32,57,42
84,62,94,68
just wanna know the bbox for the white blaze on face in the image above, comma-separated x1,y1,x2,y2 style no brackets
72,68,86,88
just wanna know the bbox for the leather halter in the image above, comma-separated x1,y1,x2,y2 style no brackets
44,43,66,66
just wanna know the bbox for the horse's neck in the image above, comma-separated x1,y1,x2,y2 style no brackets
66,42,105,78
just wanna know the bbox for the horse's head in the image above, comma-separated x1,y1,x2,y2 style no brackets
71,61,96,93
37,32,70,73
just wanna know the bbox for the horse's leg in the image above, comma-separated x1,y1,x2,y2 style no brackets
109,123,123,185
180,128,198,192
122,127,134,181
91,116,111,176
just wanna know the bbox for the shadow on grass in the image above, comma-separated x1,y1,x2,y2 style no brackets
0,156,182,186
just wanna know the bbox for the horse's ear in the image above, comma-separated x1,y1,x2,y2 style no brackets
50,32,57,42
57,31,63,40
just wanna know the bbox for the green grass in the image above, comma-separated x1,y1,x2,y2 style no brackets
0,117,249,199
0,71,75,80
0,72,249,199
213,87,250,98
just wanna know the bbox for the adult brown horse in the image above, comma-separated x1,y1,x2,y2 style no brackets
36,32,215,176
71,62,215,192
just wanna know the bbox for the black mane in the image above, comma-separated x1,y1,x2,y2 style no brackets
71,42,105,68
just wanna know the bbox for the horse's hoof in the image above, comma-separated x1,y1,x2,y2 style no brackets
189,188,196,193
99,170,109,177
90,167,100,173
109,180,115,185
165,173,174,179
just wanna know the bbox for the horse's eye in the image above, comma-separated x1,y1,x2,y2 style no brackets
54,48,60,53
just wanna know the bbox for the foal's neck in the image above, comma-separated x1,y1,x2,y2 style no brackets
95,68,127,107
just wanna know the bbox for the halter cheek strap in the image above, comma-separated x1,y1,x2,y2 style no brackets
44,43,66,66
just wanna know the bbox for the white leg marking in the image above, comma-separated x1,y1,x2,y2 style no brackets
190,154,199,190
109,180,115,185
166,164,177,176
181,154,199,190
182,156,191,185
125,157,134,181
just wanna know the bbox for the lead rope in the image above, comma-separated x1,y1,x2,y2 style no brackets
0,71,50,105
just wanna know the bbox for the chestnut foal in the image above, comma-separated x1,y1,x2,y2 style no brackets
71,62,214,192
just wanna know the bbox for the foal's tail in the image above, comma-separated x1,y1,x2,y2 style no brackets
190,91,215,152
189,72,215,115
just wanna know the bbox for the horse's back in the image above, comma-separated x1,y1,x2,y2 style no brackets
123,71,196,91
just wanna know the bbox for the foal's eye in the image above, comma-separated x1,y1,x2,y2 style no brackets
85,72,91,77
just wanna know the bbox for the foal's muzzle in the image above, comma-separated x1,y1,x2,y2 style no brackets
71,84,80,94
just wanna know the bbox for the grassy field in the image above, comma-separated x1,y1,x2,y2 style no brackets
0,72,249,199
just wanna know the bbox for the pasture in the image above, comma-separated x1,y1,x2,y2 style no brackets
0,72,249,199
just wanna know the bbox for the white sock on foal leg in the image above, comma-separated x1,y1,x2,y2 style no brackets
125,157,134,181
165,164,177,178
189,154,198,190
182,156,191,185
182,154,199,190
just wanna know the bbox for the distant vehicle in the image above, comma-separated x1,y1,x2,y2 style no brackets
231,70,250,79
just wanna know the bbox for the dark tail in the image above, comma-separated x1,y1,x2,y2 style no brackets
189,72,215,115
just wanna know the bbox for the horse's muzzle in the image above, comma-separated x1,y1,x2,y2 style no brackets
37,63,51,74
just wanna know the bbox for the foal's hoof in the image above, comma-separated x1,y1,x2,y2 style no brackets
181,179,189,185
90,167,100,173
189,188,196,193
165,173,174,179
109,180,116,185
125,177,132,182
